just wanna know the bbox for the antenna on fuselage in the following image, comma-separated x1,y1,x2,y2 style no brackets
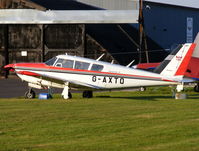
96,53,105,61
126,60,135,68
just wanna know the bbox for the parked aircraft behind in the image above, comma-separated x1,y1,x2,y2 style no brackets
4,42,196,99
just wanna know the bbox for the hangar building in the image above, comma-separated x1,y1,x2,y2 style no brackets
78,0,199,50
1,0,199,77
0,0,162,78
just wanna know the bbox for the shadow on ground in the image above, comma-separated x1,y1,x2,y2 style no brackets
96,95,173,101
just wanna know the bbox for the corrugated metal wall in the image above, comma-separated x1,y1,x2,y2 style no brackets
0,0,85,77
0,0,116,77
143,2,199,50
0,0,45,9
77,0,139,10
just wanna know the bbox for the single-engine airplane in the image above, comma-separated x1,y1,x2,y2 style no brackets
4,42,197,99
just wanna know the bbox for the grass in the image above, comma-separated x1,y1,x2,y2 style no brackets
1,87,199,151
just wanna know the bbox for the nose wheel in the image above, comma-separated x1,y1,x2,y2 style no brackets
25,88,36,99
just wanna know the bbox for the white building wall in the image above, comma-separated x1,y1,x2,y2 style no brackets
77,0,139,10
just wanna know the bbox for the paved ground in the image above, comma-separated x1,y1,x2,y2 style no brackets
0,76,62,98
0,76,141,99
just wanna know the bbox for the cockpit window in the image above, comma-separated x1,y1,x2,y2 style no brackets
45,57,57,66
91,64,104,71
75,61,90,70
55,58,74,69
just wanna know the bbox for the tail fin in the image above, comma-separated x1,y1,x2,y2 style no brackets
154,43,196,76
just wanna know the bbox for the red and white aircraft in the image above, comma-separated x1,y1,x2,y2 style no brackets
4,42,196,99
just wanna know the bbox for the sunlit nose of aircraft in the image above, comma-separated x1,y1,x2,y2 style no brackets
4,64,15,71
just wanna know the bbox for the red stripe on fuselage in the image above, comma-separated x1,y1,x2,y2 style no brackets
15,63,47,68
162,79,176,82
17,71,41,76
14,63,168,81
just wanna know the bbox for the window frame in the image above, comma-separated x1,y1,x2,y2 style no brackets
74,60,90,70
45,57,58,66
54,58,74,69
90,64,104,71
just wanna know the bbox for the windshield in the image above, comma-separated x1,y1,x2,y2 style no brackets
45,57,57,66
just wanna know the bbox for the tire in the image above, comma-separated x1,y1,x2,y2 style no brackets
68,92,72,99
88,91,93,98
194,85,199,92
25,90,36,99
83,91,93,98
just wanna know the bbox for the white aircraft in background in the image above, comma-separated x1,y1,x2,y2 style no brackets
4,42,196,99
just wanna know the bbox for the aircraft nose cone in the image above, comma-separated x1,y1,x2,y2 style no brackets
4,64,15,71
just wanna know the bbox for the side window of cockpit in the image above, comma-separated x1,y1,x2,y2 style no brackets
55,59,74,69
55,59,63,67
62,60,74,68
75,61,90,70
91,64,104,71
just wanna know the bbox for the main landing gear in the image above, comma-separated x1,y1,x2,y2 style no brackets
25,88,36,99
62,89,93,99
62,84,72,99
62,83,93,99
61,82,94,99
140,87,146,92
25,83,93,100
